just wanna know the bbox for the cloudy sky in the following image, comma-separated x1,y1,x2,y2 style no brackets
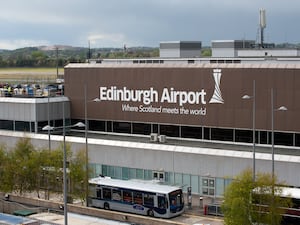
0,0,299,49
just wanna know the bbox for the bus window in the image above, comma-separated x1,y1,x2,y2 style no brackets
133,191,143,205
158,195,167,209
96,188,102,199
144,193,154,207
123,190,133,203
112,189,122,201
103,188,112,200
169,190,183,207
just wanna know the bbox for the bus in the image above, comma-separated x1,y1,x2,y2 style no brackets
252,187,300,225
278,187,300,225
88,176,185,218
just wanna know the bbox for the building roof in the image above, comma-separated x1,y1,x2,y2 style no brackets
65,60,300,69
0,96,68,104
2,130,300,164
89,176,182,193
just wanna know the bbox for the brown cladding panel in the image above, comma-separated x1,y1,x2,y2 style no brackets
65,66,300,132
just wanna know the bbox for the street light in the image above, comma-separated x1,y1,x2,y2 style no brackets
270,88,287,225
242,80,256,182
271,88,287,180
83,84,100,206
42,119,85,225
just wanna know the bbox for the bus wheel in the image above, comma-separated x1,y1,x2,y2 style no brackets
147,209,154,217
104,202,110,210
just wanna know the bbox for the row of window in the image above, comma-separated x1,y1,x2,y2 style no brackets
0,118,298,147
82,120,300,147
90,164,232,197
96,187,156,207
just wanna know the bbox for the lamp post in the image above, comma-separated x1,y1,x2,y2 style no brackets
271,88,287,180
84,85,88,207
270,88,287,225
46,93,51,200
42,118,85,225
83,85,100,206
242,80,256,182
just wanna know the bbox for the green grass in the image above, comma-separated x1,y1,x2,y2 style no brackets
0,67,64,83
0,67,64,73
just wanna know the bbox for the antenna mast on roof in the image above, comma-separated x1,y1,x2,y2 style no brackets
259,9,266,48
88,40,91,60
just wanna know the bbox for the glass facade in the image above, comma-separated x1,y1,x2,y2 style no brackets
73,119,300,147
90,163,232,197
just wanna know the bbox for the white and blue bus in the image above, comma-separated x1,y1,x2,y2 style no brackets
252,186,300,225
88,176,185,218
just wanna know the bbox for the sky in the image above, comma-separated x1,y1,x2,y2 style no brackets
0,0,300,50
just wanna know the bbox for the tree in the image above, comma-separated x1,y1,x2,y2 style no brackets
0,138,87,203
69,148,87,204
8,138,36,194
222,169,291,225
0,144,9,191
201,48,212,57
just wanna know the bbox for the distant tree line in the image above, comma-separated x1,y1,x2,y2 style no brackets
0,47,160,67
0,138,87,203
0,49,85,67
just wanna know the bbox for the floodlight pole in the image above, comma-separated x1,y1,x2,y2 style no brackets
270,88,287,225
62,101,68,225
252,80,256,182
84,84,89,206
271,89,274,181
242,80,256,182
42,106,85,225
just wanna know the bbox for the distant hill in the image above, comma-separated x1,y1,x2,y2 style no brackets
1,42,299,68
0,45,159,67
0,45,159,59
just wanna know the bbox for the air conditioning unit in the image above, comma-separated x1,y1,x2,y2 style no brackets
158,135,166,143
150,133,158,142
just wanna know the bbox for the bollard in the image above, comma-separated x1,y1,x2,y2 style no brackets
199,196,203,209
187,187,192,209
204,205,207,215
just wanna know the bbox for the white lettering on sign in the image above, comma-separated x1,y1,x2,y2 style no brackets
100,86,158,105
160,87,206,106
100,87,207,106
98,69,224,117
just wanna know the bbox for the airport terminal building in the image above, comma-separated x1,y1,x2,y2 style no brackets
62,55,300,197
0,42,300,197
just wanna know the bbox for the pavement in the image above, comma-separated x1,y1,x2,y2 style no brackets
30,212,132,225
16,192,224,225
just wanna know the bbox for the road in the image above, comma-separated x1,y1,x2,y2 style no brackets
29,212,224,225
172,213,224,225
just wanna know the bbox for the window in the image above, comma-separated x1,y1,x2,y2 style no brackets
103,188,111,200
132,123,151,135
102,165,108,176
144,170,153,180
158,195,167,209
209,179,214,187
123,190,132,203
113,122,131,133
114,167,122,179
136,169,144,179
160,124,180,137
143,193,154,207
153,171,165,181
96,188,101,198
202,178,215,196
133,191,143,205
181,126,202,139
129,168,136,179
122,167,129,180
112,189,122,201
202,188,209,195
